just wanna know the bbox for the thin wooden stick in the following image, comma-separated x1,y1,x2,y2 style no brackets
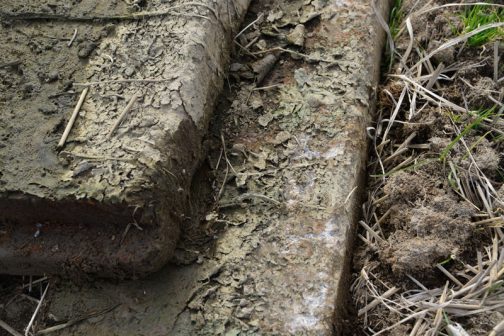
24,283,49,336
425,63,445,90
67,28,78,47
57,87,89,149
108,92,139,139
235,13,263,40
36,304,119,335
437,264,464,287
0,320,22,336
489,319,504,336
359,220,387,245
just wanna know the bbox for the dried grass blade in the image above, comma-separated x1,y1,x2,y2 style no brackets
400,17,414,73
359,220,387,245
358,287,399,316
392,74,466,112
437,264,464,287
372,0,394,71
413,22,504,70
0,320,22,336
381,86,407,146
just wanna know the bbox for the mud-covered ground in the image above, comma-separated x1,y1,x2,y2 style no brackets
0,1,131,196
1,0,383,334
1,0,252,278
0,1,129,333
0,0,246,333
348,1,504,335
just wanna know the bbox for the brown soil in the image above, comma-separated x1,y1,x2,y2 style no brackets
347,0,504,335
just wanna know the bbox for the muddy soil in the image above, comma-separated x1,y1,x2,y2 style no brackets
0,0,250,277
0,3,135,326
0,2,129,198
1,0,388,334
348,0,504,335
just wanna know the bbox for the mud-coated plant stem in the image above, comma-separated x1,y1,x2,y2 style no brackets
108,92,140,139
24,282,49,336
57,87,89,149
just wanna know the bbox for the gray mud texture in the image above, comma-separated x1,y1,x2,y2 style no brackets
7,0,392,335
0,0,249,277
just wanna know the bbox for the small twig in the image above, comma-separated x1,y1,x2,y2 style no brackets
358,287,399,316
67,28,78,47
57,87,89,149
0,319,22,336
235,13,263,40
345,186,358,204
21,293,41,305
108,92,140,138
372,194,389,206
359,220,387,245
36,304,119,335
252,84,283,91
489,318,504,336
473,217,504,227
233,40,257,58
220,133,237,175
20,277,48,290
120,222,132,245
425,63,444,90
437,264,464,287
216,158,229,204
431,282,449,335
25,283,50,336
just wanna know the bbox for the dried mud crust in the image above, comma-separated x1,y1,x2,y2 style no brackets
0,0,249,276
349,0,504,335
0,0,388,335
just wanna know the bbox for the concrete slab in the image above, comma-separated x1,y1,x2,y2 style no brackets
39,0,390,335
177,1,391,334
0,0,249,277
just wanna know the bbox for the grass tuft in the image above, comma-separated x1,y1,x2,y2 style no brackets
462,5,504,46
440,107,497,161
389,0,404,39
